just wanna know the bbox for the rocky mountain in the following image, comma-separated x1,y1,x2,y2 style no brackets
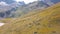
18,1,25,6
11,1,49,18
50,0,60,3
0,0,15,4
0,0,49,18
0,2,60,34
42,0,60,6
0,0,60,18
0,1,25,18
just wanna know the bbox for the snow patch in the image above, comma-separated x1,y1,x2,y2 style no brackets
0,1,8,6
0,23,5,26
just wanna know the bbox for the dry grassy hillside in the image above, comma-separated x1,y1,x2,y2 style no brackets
0,2,60,34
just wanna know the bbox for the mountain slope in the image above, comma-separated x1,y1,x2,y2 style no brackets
0,1,49,18
42,0,60,6
0,2,60,34
11,1,49,18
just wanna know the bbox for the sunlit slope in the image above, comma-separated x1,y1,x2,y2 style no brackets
0,3,60,34
19,2,60,19
0,18,16,23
